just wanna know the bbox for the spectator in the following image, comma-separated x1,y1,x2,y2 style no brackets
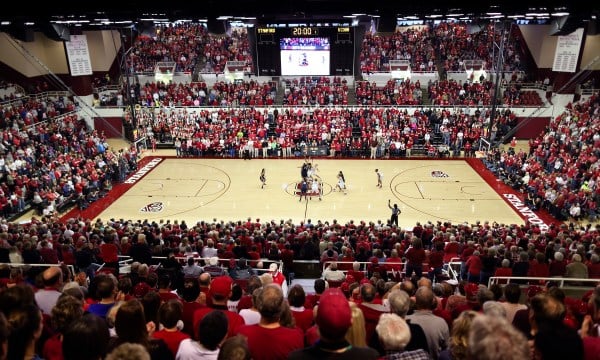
153,300,189,357
376,313,429,360
35,266,63,315
287,284,314,333
323,261,346,282
236,284,303,360
345,302,368,347
289,287,378,359
6,304,43,360
108,299,174,360
467,314,529,360
217,335,251,360
177,310,228,360
63,313,111,360
87,274,117,319
357,282,388,348
43,294,84,360
500,283,527,324
386,288,430,354
106,343,150,360
439,310,477,360
193,276,245,339
406,286,449,359
566,254,588,280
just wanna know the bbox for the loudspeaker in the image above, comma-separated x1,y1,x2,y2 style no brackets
207,18,227,35
549,15,579,36
42,23,70,41
377,14,397,33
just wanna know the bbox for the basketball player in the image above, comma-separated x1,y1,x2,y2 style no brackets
260,168,266,189
310,178,322,201
299,179,309,202
335,171,347,195
375,169,383,188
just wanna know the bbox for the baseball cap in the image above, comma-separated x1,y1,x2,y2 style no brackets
269,263,278,272
210,276,233,298
316,288,352,339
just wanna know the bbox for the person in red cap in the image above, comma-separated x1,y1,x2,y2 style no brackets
289,287,379,359
192,275,245,340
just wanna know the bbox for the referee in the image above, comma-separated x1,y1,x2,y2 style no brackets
388,199,400,227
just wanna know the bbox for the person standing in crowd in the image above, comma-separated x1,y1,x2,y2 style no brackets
376,169,383,188
259,168,266,189
388,199,400,226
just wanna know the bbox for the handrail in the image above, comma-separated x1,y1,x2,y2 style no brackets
148,256,284,273
488,276,600,288
322,260,400,277
3,263,76,278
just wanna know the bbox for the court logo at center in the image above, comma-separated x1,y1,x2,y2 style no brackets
140,202,164,213
431,170,449,178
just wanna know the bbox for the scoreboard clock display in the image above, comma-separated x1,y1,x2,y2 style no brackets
291,27,319,36
256,26,355,76
257,27,351,37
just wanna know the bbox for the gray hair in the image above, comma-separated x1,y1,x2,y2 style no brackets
468,315,529,360
387,289,411,317
376,313,411,351
554,252,564,261
482,301,507,318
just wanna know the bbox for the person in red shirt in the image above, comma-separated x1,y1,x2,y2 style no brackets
192,276,245,340
268,263,286,287
405,237,426,279
100,239,120,275
287,285,314,333
236,284,303,360
152,300,189,357
465,250,483,284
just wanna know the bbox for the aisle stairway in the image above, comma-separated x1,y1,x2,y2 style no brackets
346,83,358,105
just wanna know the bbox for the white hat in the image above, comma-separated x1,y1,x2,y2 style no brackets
269,263,278,272
209,256,219,266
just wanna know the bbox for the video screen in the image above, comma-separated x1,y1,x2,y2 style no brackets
280,37,330,76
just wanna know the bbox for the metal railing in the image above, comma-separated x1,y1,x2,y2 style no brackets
488,276,600,288
3,263,76,278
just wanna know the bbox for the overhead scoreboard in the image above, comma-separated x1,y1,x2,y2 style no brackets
255,26,354,76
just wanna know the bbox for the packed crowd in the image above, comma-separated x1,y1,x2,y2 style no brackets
282,77,349,106
435,22,524,73
0,95,140,220
132,80,277,108
484,93,600,223
355,79,423,106
360,21,524,75
127,24,253,75
360,28,435,74
128,104,515,159
0,215,600,359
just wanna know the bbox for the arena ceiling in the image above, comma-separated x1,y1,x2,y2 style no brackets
0,0,597,28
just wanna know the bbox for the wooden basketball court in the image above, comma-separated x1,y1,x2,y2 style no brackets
92,157,525,227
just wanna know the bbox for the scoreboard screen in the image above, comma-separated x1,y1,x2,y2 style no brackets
255,26,354,76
